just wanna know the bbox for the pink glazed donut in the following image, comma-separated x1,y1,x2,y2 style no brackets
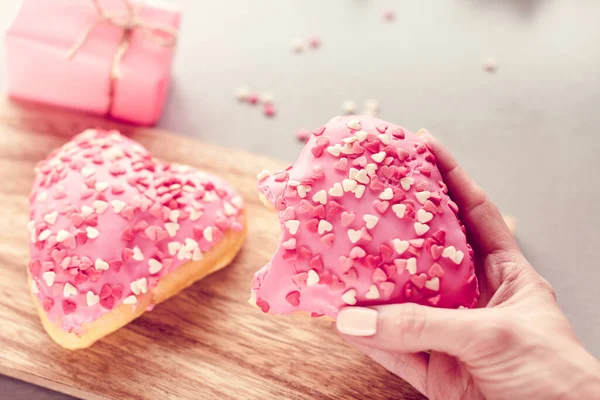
251,116,478,318
28,129,246,349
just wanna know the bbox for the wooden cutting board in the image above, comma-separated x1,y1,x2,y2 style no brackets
0,99,423,400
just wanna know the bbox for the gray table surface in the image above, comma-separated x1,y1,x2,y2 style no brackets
1,0,599,398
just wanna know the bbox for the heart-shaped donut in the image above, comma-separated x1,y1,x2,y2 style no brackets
251,116,478,317
28,129,246,349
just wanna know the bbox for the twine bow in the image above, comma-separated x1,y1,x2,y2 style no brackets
66,0,177,116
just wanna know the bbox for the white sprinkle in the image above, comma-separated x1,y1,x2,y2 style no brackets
63,282,78,298
177,247,192,261
442,246,464,264
393,239,409,255
95,182,109,192
340,143,353,155
348,229,362,244
184,238,198,250
379,188,393,200
130,277,148,295
261,92,274,104
44,211,59,225
132,246,144,261
312,190,327,204
56,230,70,242
81,167,95,177
165,222,180,237
287,180,301,187
27,220,36,233
354,184,366,199
346,119,361,131
81,205,94,217
349,168,358,180
86,226,100,239
307,269,320,286
400,177,415,191
149,259,163,274
406,258,417,274
365,163,378,176
95,259,109,271
378,134,391,145
365,285,380,300
363,214,379,229
371,151,386,163
257,170,271,181
282,238,296,250
425,277,440,291
93,200,108,214
123,295,137,305
417,209,433,223
342,100,356,114
392,204,406,219
31,280,39,294
328,183,344,197
415,191,431,205
296,185,311,198
342,289,357,305
189,209,203,221
235,87,250,101
168,242,181,256
342,179,358,192
203,226,214,242
169,209,181,222
483,57,497,73
86,291,100,306
414,222,430,236
292,38,305,53
231,196,244,209
42,271,56,287
327,144,342,157
37,191,48,202
38,229,52,241
223,202,237,216
318,220,333,234
111,200,126,213
355,169,370,184
285,220,300,235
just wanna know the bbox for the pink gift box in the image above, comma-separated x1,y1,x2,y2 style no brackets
5,0,181,126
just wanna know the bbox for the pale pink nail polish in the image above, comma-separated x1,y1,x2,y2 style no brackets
336,307,378,336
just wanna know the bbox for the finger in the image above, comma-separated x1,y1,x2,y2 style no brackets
345,339,429,396
336,305,484,357
419,130,518,257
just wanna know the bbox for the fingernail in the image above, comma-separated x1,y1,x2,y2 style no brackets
336,307,378,336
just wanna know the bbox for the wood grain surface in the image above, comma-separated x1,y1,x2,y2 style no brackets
0,99,423,400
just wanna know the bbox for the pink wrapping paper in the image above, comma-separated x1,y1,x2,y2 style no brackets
5,0,180,126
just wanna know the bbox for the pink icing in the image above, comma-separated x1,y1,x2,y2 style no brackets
28,129,244,333
252,116,478,318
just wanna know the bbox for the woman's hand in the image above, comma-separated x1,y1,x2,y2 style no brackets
336,131,600,399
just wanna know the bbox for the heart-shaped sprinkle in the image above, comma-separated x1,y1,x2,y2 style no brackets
374,200,389,214
339,256,354,272
379,188,393,200
342,179,357,192
63,282,78,298
348,229,362,244
410,273,427,289
400,177,414,191
43,271,56,287
355,130,368,142
365,285,380,300
392,204,406,219
346,120,361,130
328,183,344,197
285,291,301,306
363,214,379,229
306,270,320,286
349,246,366,259
425,277,440,291
372,268,387,283
414,222,430,236
341,212,356,227
371,151,386,163
393,239,409,255
415,191,431,205
341,289,357,305
353,185,366,199
417,209,433,223
86,291,100,306
354,169,369,184
318,220,333,234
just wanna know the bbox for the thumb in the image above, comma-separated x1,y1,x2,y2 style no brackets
337,304,485,356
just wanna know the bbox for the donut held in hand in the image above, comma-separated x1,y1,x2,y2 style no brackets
252,116,478,318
